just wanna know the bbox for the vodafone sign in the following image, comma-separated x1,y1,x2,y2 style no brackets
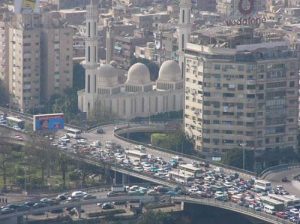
225,0,266,26
238,0,254,15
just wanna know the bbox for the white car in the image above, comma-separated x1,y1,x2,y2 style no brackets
71,191,87,198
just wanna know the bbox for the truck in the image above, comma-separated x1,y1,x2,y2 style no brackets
111,185,126,192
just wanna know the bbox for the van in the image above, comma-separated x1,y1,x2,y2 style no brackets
135,145,146,151
264,205,275,215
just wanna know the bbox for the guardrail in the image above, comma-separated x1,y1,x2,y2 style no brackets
174,197,293,224
0,195,156,220
260,163,300,179
114,127,256,179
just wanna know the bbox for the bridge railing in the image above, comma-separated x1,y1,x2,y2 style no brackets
260,163,300,179
174,197,293,224
114,128,256,179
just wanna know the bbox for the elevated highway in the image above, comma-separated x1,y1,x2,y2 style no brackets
0,133,294,224
0,195,156,221
173,197,292,224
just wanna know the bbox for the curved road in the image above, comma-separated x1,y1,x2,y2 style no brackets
264,167,300,197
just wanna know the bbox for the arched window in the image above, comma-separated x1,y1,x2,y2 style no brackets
182,34,185,50
182,10,185,23
87,75,90,93
88,22,91,37
94,46,97,63
88,46,90,62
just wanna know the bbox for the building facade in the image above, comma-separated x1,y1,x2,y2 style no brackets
184,28,299,157
6,10,73,112
40,12,73,101
0,9,10,99
8,13,42,111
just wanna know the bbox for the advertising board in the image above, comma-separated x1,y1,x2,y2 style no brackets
33,113,64,132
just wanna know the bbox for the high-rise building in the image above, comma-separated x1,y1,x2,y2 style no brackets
7,10,73,112
184,27,299,158
40,12,73,102
178,0,192,77
0,9,10,100
8,13,42,112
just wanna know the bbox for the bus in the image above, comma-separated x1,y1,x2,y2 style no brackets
65,127,81,139
169,171,194,185
268,194,299,208
254,179,272,192
126,150,148,162
178,164,203,178
6,117,25,130
260,196,284,212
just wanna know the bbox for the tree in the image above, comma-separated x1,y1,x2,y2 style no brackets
58,153,68,189
136,211,173,224
222,148,254,171
0,80,8,106
73,63,85,91
151,129,194,154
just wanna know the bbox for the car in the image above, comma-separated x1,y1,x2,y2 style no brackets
83,194,97,200
282,177,290,183
71,191,87,198
0,207,15,214
17,204,30,211
56,193,68,201
101,203,114,210
14,135,24,141
96,128,105,134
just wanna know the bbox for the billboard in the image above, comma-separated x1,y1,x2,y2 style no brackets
33,113,64,132
22,0,36,10
14,0,40,14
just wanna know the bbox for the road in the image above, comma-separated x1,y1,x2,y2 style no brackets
264,167,300,197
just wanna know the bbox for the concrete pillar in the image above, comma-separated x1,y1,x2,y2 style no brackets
122,173,128,185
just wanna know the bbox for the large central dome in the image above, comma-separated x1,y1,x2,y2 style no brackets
126,63,151,85
158,60,182,82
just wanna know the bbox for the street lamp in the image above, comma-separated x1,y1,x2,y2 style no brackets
239,143,247,170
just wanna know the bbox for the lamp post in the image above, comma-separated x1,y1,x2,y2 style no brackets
239,143,247,170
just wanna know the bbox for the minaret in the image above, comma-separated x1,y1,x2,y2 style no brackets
106,20,113,64
178,0,192,78
85,0,98,95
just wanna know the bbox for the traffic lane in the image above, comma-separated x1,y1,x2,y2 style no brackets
264,168,300,197
83,127,226,174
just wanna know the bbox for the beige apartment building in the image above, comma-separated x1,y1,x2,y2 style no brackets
184,27,299,158
41,12,73,102
8,13,41,112
0,9,10,99
7,12,73,112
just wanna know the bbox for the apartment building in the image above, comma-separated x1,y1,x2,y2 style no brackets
7,11,73,112
8,13,41,112
184,27,299,158
0,9,10,99
40,12,73,102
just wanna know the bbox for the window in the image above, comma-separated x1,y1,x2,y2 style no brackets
290,81,295,87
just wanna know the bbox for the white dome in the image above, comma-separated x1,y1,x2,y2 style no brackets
158,60,182,82
97,64,118,87
126,63,151,85
97,64,117,77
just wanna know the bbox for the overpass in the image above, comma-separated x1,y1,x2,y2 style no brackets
173,197,292,224
0,195,156,222
0,135,294,224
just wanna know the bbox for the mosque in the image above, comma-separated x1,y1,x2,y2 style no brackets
78,1,185,120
